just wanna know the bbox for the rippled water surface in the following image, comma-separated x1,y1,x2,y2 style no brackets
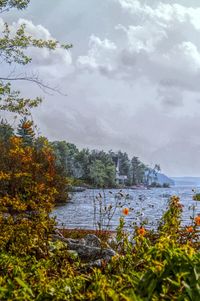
52,186,200,230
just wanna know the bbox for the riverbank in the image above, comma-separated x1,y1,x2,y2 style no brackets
68,183,172,192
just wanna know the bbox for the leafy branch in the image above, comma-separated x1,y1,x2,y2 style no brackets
0,2,72,115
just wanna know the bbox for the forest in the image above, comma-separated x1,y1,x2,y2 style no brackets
50,141,161,189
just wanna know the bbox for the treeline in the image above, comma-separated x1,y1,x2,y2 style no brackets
51,141,161,188
0,118,161,192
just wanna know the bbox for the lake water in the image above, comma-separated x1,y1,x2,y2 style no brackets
52,186,200,230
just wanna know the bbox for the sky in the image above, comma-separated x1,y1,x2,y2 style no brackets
2,0,200,177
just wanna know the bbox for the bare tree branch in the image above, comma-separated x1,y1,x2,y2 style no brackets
0,75,67,96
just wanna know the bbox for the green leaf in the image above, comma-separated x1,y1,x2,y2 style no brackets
15,277,34,297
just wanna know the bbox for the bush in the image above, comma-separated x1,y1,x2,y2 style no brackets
0,136,58,256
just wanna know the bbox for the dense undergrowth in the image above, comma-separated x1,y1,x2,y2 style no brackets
0,196,199,300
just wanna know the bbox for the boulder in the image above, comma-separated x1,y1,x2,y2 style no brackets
84,234,101,248
52,232,116,263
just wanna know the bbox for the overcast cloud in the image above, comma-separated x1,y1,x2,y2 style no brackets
3,0,200,176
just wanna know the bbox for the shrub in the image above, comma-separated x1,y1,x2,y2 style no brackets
0,136,57,256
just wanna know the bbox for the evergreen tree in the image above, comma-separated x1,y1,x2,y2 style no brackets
131,156,146,185
117,151,132,185
76,148,90,180
17,117,35,146
0,119,14,143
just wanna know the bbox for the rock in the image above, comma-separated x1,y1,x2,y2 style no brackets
87,259,102,268
65,238,85,245
65,241,115,262
52,233,116,263
84,234,101,248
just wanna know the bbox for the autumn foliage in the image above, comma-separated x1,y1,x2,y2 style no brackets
0,135,63,256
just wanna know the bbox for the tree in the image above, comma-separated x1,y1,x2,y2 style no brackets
89,159,116,188
76,148,90,180
39,138,70,204
115,151,132,185
89,160,107,187
131,156,146,185
0,0,30,12
144,164,161,186
0,0,72,116
0,135,57,255
17,116,35,146
0,118,14,142
104,162,116,187
0,1,72,256
51,141,82,178
64,143,82,178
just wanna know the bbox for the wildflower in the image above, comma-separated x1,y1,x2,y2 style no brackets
137,227,146,236
122,208,129,215
194,216,200,226
186,226,194,233
112,254,120,262
171,196,180,202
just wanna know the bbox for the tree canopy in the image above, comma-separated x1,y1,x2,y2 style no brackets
0,1,30,12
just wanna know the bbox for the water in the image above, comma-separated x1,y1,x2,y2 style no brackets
52,186,200,230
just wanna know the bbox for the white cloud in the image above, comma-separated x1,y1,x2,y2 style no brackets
77,35,117,74
19,18,72,70
118,0,200,29
0,17,72,72
17,18,52,40
76,0,200,106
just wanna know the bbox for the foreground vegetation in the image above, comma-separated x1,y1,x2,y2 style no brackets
0,195,200,300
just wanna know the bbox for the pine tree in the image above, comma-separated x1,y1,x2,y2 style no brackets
0,119,14,143
17,117,35,146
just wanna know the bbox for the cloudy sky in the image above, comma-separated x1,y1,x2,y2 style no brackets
2,0,200,176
